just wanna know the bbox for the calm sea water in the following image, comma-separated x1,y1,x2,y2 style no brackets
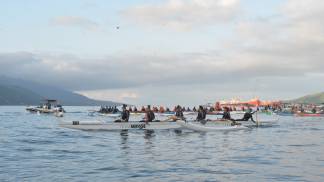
0,106,324,182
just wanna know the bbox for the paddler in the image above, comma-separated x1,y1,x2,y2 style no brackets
141,106,145,112
175,105,185,120
115,104,130,122
222,107,238,125
121,104,130,122
196,105,207,122
113,106,119,113
145,105,155,123
235,108,256,122
222,107,232,120
193,107,197,112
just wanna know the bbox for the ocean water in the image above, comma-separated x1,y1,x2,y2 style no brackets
0,106,324,182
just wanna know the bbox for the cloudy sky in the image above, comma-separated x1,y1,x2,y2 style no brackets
1,0,324,106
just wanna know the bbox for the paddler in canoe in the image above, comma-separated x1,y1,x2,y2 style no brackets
176,106,184,118
196,106,207,124
234,108,256,122
169,105,186,121
174,105,185,120
115,104,130,122
144,105,155,123
222,107,240,125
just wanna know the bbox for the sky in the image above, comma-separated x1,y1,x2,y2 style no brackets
1,0,324,106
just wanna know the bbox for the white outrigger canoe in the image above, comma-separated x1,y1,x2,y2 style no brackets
207,119,279,127
60,120,182,131
98,113,121,118
176,120,248,132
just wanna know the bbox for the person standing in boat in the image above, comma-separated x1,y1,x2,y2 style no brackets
145,105,155,123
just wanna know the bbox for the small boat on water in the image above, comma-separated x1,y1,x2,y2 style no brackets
26,99,65,116
54,111,64,117
60,120,182,131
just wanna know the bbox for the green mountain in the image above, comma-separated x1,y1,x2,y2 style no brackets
290,92,324,104
0,76,121,106
0,85,43,105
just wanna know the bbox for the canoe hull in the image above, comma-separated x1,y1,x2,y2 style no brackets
176,120,248,132
60,121,182,131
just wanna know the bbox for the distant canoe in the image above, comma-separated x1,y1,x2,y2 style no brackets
294,113,324,117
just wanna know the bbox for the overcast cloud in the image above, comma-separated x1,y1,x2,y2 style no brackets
122,0,240,31
51,16,99,31
0,0,324,105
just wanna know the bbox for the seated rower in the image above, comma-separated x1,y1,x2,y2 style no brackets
193,107,197,112
174,105,185,120
112,106,119,113
141,106,146,112
115,104,130,122
196,106,207,124
145,105,155,123
235,108,256,122
222,107,238,125
222,107,232,120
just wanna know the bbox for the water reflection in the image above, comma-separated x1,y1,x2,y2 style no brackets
1,106,324,182
120,130,129,150
144,130,155,140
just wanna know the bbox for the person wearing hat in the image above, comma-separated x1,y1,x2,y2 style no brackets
145,105,155,123
120,104,130,122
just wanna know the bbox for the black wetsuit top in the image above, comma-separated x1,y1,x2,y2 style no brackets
175,110,184,118
222,111,232,120
196,109,206,121
121,110,130,122
235,112,255,121
146,111,155,122
243,112,254,121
